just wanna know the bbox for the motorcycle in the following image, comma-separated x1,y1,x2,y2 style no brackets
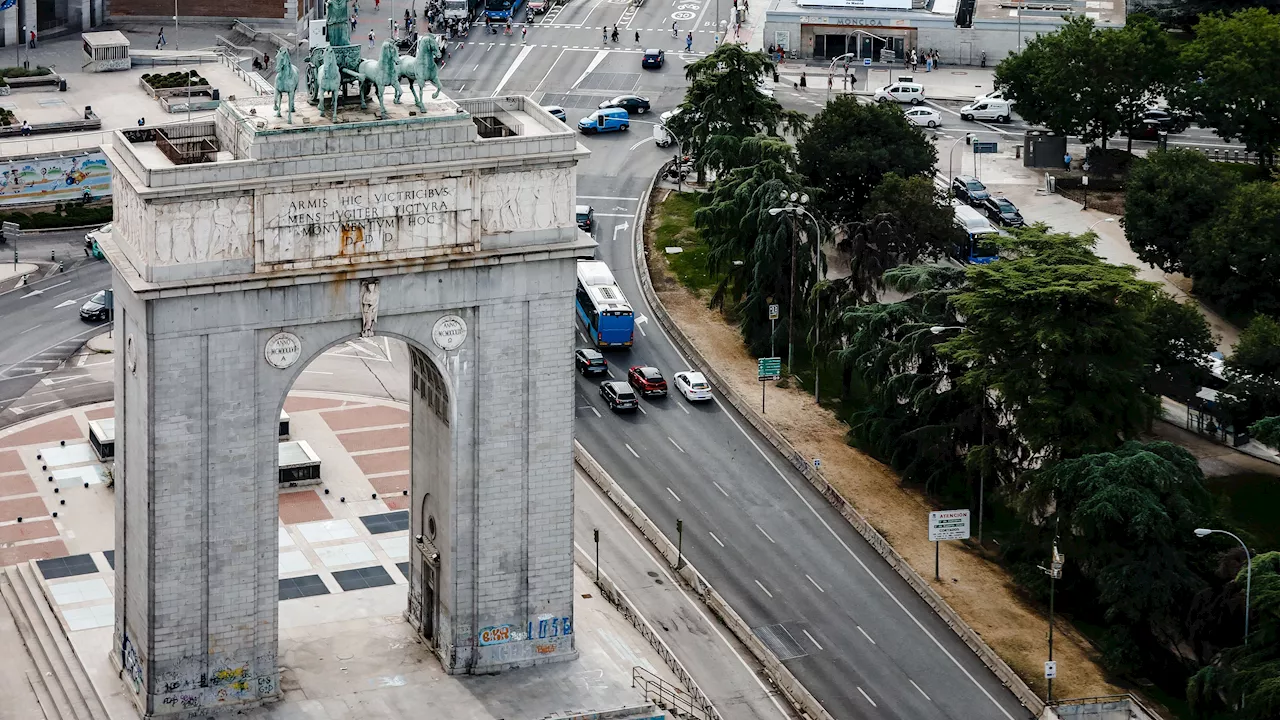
664,155,695,180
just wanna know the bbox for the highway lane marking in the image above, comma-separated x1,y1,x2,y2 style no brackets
73,355,85,367
473,63,480,70
629,137,655,151
712,480,728,497
19,324,41,334
578,331,589,342
667,436,685,453
491,44,534,96
625,442,639,458
677,401,688,414
637,404,647,415
577,195,639,200
806,574,824,592
802,628,823,651
578,405,603,417
754,579,773,598
0,324,105,379
756,524,775,543
575,472,792,720
858,625,876,644
570,50,610,89
592,212,634,217
628,215,1021,719
20,280,71,298
606,368,616,378
709,531,724,547
530,47,569,98
910,679,932,701
666,486,681,502
857,687,877,708
54,300,76,308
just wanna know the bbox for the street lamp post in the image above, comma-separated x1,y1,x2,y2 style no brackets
1196,528,1252,644
946,133,975,195
1039,541,1064,702
770,193,824,405
931,324,988,543
174,0,179,51
1086,217,1116,233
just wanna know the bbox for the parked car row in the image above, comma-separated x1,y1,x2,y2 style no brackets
951,175,1024,227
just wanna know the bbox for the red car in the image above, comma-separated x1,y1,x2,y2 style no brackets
627,366,667,396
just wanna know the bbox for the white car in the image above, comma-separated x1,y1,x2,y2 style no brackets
673,371,713,402
904,107,942,128
756,82,775,98
873,82,924,105
973,89,1010,103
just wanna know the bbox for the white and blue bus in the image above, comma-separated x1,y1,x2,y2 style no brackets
576,260,635,348
951,204,1002,264
485,0,524,20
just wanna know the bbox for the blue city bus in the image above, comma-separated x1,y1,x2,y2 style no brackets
951,204,1001,264
485,0,525,20
576,260,635,348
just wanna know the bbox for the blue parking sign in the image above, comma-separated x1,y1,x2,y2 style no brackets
863,58,871,66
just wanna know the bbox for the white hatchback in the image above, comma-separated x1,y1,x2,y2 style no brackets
874,82,925,105
904,107,942,128
673,371,713,402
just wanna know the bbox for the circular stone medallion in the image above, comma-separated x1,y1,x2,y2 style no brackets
432,315,468,351
264,332,303,369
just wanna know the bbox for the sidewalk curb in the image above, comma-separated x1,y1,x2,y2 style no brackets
574,442,831,720
570,526,722,720
635,176,1046,718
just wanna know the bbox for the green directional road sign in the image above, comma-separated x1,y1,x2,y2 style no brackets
758,357,781,382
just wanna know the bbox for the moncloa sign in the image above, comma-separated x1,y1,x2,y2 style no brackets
795,0,912,9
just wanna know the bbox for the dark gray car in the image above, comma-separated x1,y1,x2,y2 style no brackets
952,175,990,205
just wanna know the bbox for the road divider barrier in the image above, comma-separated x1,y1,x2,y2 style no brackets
574,441,836,720
631,172,1047,717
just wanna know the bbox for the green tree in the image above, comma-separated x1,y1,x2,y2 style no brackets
941,228,1162,461
1187,182,1280,317
668,44,806,177
693,135,815,355
1250,416,1280,447
1220,315,1280,428
1188,551,1280,718
838,173,962,303
1175,8,1280,167
795,96,936,221
1122,149,1235,275
1022,441,1216,673
1110,15,1179,152
995,16,1147,148
1145,292,1218,400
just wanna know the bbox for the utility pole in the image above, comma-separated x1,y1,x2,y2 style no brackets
675,519,684,570
1040,540,1064,702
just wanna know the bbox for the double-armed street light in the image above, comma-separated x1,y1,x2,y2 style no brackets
769,193,824,404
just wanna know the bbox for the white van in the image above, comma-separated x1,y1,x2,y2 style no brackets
960,98,1014,123
654,123,674,148
874,82,925,105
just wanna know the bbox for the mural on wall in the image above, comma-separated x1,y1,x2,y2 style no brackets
0,152,111,206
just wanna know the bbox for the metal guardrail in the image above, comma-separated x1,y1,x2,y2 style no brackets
632,667,714,719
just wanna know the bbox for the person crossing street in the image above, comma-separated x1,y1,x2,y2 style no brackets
685,32,692,51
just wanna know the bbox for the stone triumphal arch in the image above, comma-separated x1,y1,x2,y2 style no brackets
99,90,591,716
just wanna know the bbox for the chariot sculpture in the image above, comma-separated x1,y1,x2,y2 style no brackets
304,0,444,120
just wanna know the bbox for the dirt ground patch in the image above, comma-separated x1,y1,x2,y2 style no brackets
644,188,1128,706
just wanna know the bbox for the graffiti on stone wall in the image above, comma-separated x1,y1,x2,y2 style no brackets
121,632,143,695
479,624,512,646
528,614,572,641
0,152,111,206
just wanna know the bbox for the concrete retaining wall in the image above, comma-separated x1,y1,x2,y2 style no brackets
631,175,1046,718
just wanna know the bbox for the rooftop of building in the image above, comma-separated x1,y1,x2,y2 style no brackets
766,0,1124,28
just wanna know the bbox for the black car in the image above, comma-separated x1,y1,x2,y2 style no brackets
575,348,608,375
542,104,567,122
576,204,594,232
979,196,1025,227
80,289,111,322
952,175,990,205
1124,108,1188,139
641,49,665,69
599,381,639,412
599,95,650,114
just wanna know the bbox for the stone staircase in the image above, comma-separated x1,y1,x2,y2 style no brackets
0,563,109,720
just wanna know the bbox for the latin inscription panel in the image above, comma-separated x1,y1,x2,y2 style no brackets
260,176,474,266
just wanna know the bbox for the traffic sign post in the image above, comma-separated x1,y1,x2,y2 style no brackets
928,509,971,581
1044,661,1056,679
758,356,781,413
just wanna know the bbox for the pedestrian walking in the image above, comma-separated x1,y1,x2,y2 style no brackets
799,71,806,89
351,14,358,30
369,29,376,47
603,26,608,44
522,26,527,43
1064,152,1072,171
157,27,167,49
672,20,678,36
686,32,692,51
29,28,36,49
635,30,639,44
827,74,832,90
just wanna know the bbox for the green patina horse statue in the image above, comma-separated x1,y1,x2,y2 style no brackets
356,40,400,118
272,47,300,124
316,46,342,122
395,34,443,112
